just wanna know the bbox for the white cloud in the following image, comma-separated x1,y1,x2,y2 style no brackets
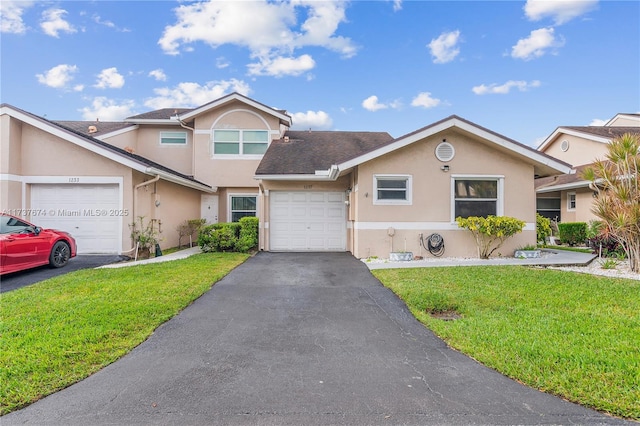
290,110,333,130
392,0,403,12
149,69,168,82
80,97,136,121
411,92,441,108
472,80,541,95
589,118,607,126
40,8,76,37
36,64,79,89
144,79,250,109
511,27,564,60
1,0,34,34
428,30,461,64
248,54,315,77
524,0,598,25
158,1,356,77
216,57,230,69
362,95,388,112
94,67,125,89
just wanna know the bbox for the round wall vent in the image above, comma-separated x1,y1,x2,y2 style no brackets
560,140,570,152
435,142,455,162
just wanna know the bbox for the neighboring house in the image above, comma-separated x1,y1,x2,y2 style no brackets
1,93,571,258
535,113,640,223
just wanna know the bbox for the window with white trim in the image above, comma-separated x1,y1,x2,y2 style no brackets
567,192,576,210
374,175,412,205
213,130,269,155
160,131,187,145
230,195,257,222
453,178,502,219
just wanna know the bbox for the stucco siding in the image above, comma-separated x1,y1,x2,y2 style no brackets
133,126,193,176
543,135,607,166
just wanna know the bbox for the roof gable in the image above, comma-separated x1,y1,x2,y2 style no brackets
538,125,640,151
1,104,212,192
340,115,571,177
179,92,291,126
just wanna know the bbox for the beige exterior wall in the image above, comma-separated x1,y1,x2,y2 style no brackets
192,101,283,188
131,174,202,250
352,130,537,258
607,116,640,127
132,126,193,176
559,188,598,224
543,135,608,166
100,128,139,151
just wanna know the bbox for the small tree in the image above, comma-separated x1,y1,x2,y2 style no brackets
130,216,160,259
456,215,525,259
582,133,640,272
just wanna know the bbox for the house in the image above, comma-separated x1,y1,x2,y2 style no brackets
1,93,571,258
535,113,640,223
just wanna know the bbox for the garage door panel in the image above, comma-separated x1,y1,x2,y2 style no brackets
31,184,120,254
270,191,346,251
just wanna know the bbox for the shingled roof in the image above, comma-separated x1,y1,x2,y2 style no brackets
535,163,592,192
126,108,193,120
53,120,135,137
561,126,640,139
255,130,394,175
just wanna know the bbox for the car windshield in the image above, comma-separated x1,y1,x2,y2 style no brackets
0,215,33,234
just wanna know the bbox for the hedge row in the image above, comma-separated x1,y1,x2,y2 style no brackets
198,216,259,253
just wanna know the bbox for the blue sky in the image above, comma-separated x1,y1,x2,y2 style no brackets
1,0,639,147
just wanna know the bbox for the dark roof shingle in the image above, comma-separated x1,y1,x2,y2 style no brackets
256,131,394,175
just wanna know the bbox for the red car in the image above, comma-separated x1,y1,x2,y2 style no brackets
0,213,77,275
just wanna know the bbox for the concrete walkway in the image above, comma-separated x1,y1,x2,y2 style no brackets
3,252,627,425
98,246,203,268
366,248,597,270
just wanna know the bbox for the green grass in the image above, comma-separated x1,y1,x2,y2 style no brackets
542,245,594,253
373,266,640,420
0,252,248,415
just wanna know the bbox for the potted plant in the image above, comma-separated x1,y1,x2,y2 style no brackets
130,216,160,259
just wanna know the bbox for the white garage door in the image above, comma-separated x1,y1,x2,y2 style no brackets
31,184,120,254
270,191,346,251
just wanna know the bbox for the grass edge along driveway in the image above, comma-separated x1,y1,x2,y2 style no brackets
0,252,249,415
373,265,640,421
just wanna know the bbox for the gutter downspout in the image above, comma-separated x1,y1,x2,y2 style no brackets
125,174,161,257
258,182,266,251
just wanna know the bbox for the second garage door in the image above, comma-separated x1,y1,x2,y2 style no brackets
270,191,346,251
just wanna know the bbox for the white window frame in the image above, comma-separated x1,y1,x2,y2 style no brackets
451,175,504,222
159,131,187,145
373,174,412,205
212,129,269,157
567,192,576,211
228,194,258,222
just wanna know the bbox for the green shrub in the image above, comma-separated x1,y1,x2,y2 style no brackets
235,216,259,252
536,213,551,244
557,222,587,246
456,215,526,259
198,223,239,252
198,219,258,253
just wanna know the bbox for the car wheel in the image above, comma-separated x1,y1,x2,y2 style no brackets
49,241,71,268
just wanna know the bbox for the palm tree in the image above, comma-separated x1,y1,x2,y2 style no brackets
582,133,640,272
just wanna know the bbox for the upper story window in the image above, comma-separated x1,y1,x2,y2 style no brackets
374,175,412,205
213,130,269,156
160,131,187,145
453,177,503,219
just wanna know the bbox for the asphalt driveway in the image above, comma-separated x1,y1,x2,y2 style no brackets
3,252,628,425
0,255,125,293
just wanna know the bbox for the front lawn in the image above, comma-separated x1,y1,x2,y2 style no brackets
373,266,640,420
0,252,248,415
